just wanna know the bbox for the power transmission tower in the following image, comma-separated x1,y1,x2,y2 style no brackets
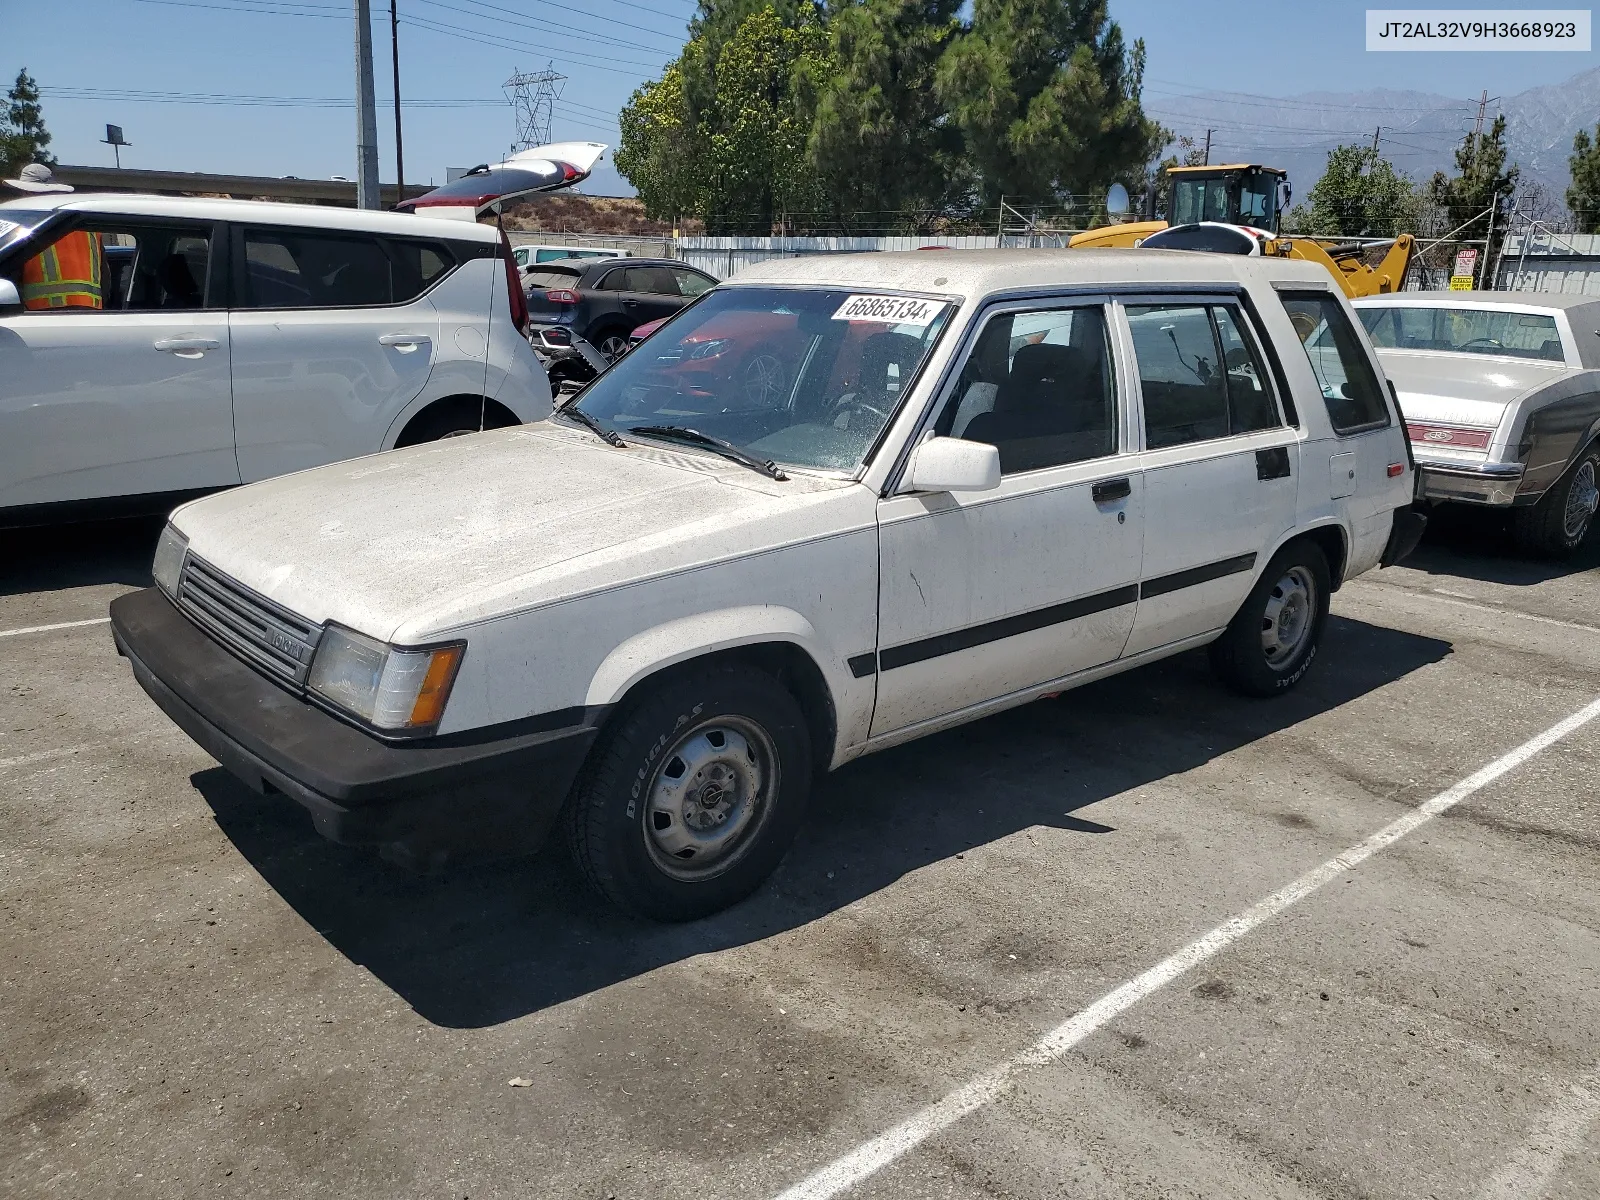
504,65,566,155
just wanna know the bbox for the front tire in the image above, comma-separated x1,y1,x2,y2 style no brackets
1209,541,1331,697
1512,444,1600,558
563,662,812,921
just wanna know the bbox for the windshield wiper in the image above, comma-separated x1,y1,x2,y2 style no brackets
556,406,626,448
625,425,789,481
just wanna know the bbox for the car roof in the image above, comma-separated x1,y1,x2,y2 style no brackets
1354,290,1600,314
0,192,499,241
725,247,1334,300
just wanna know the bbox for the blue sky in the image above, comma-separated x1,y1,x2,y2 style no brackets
3,0,1596,194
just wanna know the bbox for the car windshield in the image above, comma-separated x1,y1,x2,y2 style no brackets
572,286,953,472
1359,306,1565,362
0,208,57,253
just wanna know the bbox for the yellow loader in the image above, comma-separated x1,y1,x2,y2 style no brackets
1068,164,1415,299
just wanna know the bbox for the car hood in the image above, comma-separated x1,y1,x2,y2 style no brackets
170,423,864,642
1375,348,1572,426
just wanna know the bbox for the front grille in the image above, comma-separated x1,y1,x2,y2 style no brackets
176,555,322,688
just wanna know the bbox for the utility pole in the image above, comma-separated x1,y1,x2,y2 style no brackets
1202,128,1213,166
390,0,404,204
353,0,381,210
1371,126,1381,156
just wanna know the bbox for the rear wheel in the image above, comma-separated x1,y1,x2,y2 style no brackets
595,330,631,363
1512,444,1600,558
563,662,812,921
1209,540,1331,697
395,400,516,446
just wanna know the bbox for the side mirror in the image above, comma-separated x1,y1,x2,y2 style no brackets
0,277,21,315
1106,182,1130,221
904,436,1001,494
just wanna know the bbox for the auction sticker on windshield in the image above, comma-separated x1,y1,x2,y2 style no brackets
832,294,948,326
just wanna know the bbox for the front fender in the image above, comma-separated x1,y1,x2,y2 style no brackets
584,606,825,709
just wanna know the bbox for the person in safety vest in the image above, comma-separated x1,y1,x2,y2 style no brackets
2,163,103,310
20,229,104,309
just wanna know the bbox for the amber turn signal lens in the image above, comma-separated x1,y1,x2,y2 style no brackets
409,645,464,728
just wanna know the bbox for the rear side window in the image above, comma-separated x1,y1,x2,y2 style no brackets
1280,292,1391,434
1127,303,1282,448
240,228,392,308
388,239,454,301
623,265,678,294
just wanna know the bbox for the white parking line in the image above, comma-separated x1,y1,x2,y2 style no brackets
1476,1076,1600,1200
772,696,1600,1200
0,616,111,639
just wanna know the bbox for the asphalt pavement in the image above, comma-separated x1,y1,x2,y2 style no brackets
3,509,1599,1199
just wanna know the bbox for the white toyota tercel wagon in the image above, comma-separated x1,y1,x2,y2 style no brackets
112,250,1422,920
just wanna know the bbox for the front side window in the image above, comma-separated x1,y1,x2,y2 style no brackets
10,221,213,312
937,305,1117,474
1127,303,1282,448
239,228,392,308
573,286,951,472
671,267,715,298
1358,305,1564,362
1280,292,1391,434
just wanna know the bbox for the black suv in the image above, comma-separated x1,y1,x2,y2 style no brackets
524,256,717,362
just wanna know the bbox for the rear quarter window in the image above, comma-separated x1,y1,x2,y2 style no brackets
1279,291,1391,435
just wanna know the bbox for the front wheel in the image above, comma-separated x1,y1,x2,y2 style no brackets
1512,445,1600,558
1208,541,1331,697
563,662,812,921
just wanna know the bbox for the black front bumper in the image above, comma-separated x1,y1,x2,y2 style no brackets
110,588,599,853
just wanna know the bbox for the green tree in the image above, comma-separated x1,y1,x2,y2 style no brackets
801,0,967,233
0,69,54,179
1296,143,1419,237
1566,121,1600,234
614,61,705,226
1426,113,1518,246
935,0,1163,212
616,6,831,233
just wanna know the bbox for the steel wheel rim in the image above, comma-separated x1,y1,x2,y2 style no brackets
599,335,629,361
742,354,785,405
642,715,779,882
1260,565,1315,667
1563,460,1598,540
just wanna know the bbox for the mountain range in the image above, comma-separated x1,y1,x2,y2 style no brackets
1146,66,1600,206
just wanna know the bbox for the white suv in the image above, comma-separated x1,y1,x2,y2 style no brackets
112,250,1421,920
0,194,550,525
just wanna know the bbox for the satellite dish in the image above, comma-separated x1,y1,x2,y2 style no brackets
1106,183,1130,220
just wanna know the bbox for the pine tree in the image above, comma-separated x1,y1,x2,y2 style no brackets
1566,122,1600,234
0,69,54,178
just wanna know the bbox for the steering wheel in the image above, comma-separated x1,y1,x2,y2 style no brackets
1461,337,1504,351
830,392,890,425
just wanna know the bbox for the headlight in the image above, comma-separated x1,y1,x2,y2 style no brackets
151,525,188,597
307,625,465,733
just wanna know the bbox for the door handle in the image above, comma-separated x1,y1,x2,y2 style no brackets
153,336,220,358
1091,477,1131,503
378,333,431,351
1255,446,1292,481
622,298,639,308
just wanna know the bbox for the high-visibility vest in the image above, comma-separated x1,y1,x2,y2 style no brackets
21,231,104,310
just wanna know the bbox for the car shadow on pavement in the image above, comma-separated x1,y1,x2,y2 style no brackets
1400,504,1600,586
0,517,163,596
195,613,1451,1029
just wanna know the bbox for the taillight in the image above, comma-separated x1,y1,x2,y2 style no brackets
498,229,529,336
541,327,572,346
545,289,579,305
1407,422,1491,450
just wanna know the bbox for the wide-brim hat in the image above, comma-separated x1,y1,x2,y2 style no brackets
3,163,73,193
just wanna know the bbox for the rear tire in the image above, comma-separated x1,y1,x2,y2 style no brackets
395,400,516,446
1209,540,1331,698
593,328,631,363
563,662,812,921
1512,444,1600,559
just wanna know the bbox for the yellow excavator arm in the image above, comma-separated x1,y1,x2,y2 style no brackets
1277,234,1416,298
